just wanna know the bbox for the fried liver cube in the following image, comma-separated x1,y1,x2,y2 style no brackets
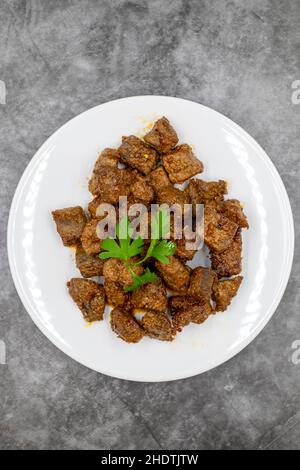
103,258,143,287
88,166,132,203
118,135,158,175
212,276,243,312
163,144,204,183
52,206,87,246
131,279,167,313
88,196,104,218
188,179,227,205
191,300,214,325
219,199,249,229
88,195,119,221
148,166,172,192
81,218,102,255
191,299,213,324
188,267,217,300
174,238,196,261
211,229,242,277
204,202,238,253
104,281,131,308
103,258,143,307
168,219,196,261
67,278,105,322
144,116,178,154
156,186,190,213
110,307,144,343
170,296,193,331
140,310,173,341
155,256,190,294
130,174,155,205
93,148,120,172
75,244,104,278
178,266,216,326
170,296,212,331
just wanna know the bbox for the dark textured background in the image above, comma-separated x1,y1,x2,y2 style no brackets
0,0,299,450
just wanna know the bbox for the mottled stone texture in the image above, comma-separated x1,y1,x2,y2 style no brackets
0,0,299,450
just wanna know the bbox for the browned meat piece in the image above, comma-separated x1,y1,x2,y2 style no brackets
140,310,173,341
155,256,190,293
103,258,143,309
156,186,190,213
75,244,104,278
191,300,213,324
188,267,217,300
219,199,249,229
67,278,105,322
88,166,132,203
144,117,178,154
148,166,172,191
170,296,193,331
212,276,243,312
171,310,192,332
169,219,197,261
103,258,143,287
130,174,155,205
88,198,118,238
131,280,167,313
170,296,212,330
204,202,238,253
174,239,196,261
52,206,87,246
163,144,204,183
118,135,158,175
88,196,119,221
188,179,227,205
104,281,131,308
88,196,104,218
110,307,144,343
93,148,120,171
81,218,102,255
211,230,242,277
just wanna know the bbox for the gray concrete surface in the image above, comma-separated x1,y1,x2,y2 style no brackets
0,0,299,450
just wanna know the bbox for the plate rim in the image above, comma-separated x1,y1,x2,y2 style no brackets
7,95,295,382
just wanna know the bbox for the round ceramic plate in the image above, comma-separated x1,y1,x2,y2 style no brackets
7,96,294,382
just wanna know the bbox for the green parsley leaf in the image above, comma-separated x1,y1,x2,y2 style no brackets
124,268,159,292
99,238,125,260
126,236,144,259
151,239,176,264
99,213,176,292
99,217,144,261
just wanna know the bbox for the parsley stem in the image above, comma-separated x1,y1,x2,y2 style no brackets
131,239,158,266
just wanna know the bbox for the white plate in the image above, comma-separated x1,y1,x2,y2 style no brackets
7,96,294,382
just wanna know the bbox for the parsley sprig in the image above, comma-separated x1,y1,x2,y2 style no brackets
99,208,176,292
99,216,144,261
